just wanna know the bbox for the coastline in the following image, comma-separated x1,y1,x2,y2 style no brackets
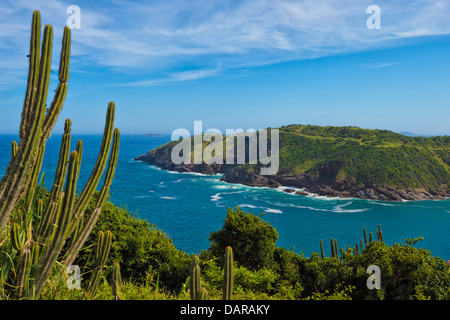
134,152,450,202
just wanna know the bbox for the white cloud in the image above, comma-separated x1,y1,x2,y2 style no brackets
123,68,222,86
1,0,450,87
361,62,398,69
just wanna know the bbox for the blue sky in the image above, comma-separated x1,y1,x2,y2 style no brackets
0,0,450,135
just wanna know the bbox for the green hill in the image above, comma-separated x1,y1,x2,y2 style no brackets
135,125,450,201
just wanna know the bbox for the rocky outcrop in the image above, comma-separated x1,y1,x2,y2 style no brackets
135,149,450,201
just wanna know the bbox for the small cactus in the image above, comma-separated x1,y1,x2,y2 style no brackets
87,230,113,297
223,246,234,300
199,287,209,300
331,238,335,258
11,223,23,252
334,239,339,260
377,224,383,242
189,255,201,300
363,227,368,247
320,239,325,259
111,262,122,300
11,141,18,160
14,248,31,298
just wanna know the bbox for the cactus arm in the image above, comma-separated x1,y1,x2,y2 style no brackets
19,10,41,141
24,144,45,212
11,223,24,252
0,24,53,233
36,119,72,241
30,151,79,299
41,26,70,139
14,248,31,298
72,102,115,221
86,230,113,297
111,262,122,300
64,128,120,267
0,18,70,235
11,141,18,161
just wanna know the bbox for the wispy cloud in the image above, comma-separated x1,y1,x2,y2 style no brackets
1,0,450,87
361,62,398,69
123,68,222,86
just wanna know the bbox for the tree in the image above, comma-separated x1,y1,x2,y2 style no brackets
208,207,278,270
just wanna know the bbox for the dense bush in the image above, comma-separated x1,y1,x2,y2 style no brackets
204,207,450,300
75,199,191,291
208,207,279,270
76,204,450,300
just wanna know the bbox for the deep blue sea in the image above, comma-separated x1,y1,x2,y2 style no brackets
1,134,450,260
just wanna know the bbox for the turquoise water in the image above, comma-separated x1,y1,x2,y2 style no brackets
1,134,449,259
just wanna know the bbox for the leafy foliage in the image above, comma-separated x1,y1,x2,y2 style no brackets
277,125,450,191
208,207,279,270
75,200,191,292
58,203,450,300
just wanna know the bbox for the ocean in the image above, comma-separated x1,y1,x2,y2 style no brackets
1,134,449,260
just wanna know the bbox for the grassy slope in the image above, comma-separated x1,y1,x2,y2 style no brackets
278,125,450,191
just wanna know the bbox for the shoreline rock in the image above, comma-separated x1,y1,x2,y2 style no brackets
134,152,450,202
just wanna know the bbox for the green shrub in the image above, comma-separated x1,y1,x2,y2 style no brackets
75,200,191,291
208,207,278,270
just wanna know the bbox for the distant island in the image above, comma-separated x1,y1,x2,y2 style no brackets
144,133,165,137
135,125,450,201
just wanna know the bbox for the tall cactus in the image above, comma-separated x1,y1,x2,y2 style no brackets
0,11,69,234
31,150,80,297
0,11,120,300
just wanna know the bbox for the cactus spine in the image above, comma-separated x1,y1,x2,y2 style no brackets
223,246,234,300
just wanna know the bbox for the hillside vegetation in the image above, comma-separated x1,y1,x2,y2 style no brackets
136,125,450,201
74,203,450,300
